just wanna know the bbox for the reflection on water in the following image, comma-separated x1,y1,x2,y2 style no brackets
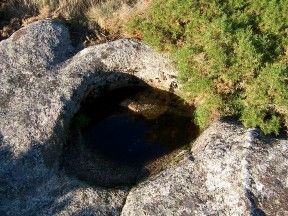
62,86,200,187
84,111,195,167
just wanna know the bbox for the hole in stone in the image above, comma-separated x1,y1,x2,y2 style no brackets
61,85,200,187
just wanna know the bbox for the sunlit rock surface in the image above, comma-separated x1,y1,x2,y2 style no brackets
0,20,287,216
0,19,177,216
122,121,288,216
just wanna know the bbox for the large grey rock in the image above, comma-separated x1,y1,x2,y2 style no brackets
121,121,288,216
0,19,177,215
1,19,287,216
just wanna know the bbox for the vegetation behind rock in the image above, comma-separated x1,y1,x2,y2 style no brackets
128,0,288,135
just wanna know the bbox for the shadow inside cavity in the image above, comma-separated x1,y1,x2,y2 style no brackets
61,84,200,187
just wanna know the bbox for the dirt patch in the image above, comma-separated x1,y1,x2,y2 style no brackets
11,28,27,42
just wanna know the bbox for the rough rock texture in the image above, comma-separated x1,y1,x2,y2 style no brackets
1,19,287,216
0,19,177,215
122,121,288,216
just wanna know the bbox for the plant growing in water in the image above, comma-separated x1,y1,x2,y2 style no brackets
128,0,288,135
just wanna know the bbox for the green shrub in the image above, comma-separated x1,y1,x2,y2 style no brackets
128,0,288,135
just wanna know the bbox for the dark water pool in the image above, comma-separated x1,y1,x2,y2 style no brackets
62,86,199,186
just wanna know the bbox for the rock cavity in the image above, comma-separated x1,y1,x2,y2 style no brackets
62,86,199,187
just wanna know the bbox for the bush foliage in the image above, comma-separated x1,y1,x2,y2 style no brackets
128,0,288,135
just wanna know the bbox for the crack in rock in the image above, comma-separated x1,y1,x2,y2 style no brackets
242,129,266,215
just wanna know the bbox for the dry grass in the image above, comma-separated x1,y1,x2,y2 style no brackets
0,0,151,44
86,0,150,34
